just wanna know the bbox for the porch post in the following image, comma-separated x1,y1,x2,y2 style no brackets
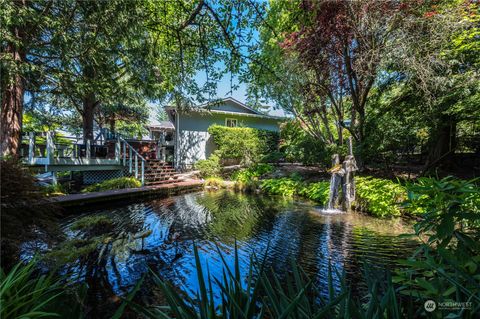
86,139,91,160
115,137,121,162
46,131,54,165
161,147,166,162
135,155,138,178
122,142,126,166
129,148,133,173
28,132,35,164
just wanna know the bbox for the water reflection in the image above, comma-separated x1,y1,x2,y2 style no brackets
22,190,417,314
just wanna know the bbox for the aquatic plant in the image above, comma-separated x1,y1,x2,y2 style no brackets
82,177,141,193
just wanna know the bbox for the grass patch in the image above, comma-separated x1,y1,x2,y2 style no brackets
82,177,141,193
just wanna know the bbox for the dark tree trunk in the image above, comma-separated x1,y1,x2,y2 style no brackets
426,115,457,169
1,2,26,157
109,117,115,133
82,93,96,143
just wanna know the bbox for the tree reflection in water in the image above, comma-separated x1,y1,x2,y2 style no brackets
21,190,417,315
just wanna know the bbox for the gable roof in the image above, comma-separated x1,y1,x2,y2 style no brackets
167,97,285,120
204,97,261,115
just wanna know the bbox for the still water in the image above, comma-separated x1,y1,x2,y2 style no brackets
23,190,417,315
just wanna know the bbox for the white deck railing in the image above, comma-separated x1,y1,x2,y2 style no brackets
23,131,146,185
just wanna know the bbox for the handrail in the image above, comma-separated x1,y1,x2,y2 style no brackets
118,136,145,185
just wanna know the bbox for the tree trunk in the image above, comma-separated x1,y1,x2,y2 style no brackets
426,115,457,169
82,93,96,143
109,117,115,133
1,4,26,158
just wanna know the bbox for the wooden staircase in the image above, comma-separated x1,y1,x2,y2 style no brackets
143,159,182,186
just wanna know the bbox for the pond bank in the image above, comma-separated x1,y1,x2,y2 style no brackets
49,179,203,207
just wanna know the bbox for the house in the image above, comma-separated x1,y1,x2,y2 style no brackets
146,97,284,170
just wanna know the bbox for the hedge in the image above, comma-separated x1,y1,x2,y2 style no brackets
207,124,279,164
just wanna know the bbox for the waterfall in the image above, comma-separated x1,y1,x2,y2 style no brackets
326,154,342,210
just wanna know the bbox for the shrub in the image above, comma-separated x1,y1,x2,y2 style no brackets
232,164,275,191
204,177,226,188
41,183,67,196
208,124,279,164
298,181,330,205
195,153,221,178
232,163,274,183
260,178,302,197
82,177,141,193
394,177,480,313
279,121,333,165
354,176,407,217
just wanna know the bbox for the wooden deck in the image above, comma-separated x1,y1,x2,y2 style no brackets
50,179,203,207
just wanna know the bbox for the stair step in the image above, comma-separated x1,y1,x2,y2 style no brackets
145,179,182,186
145,176,179,182
145,169,176,173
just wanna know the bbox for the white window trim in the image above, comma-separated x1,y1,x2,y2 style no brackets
225,118,238,127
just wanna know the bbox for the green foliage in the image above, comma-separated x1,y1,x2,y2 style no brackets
393,177,480,316
279,121,332,165
70,215,113,232
204,177,226,188
405,177,480,248
232,163,274,183
298,182,330,205
41,183,67,197
354,176,407,217
231,164,274,192
0,260,63,318
260,177,303,197
196,153,221,178
208,124,279,164
121,242,477,318
82,177,141,193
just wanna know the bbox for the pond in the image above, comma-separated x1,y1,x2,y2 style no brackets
22,190,417,316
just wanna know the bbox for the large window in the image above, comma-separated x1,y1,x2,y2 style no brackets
225,118,238,127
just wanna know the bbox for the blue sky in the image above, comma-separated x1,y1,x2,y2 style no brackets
194,72,288,117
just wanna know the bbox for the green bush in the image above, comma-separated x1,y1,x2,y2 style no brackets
195,153,221,178
298,181,330,205
394,177,480,313
279,121,334,165
204,177,226,188
208,124,279,164
232,163,274,183
41,183,67,196
260,177,303,197
261,177,330,205
82,177,141,193
354,176,407,217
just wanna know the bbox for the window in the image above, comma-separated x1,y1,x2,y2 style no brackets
225,118,238,127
